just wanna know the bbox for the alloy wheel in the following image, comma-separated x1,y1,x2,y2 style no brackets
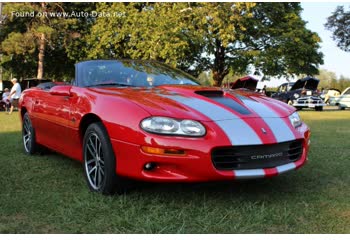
23,116,32,153
84,133,105,190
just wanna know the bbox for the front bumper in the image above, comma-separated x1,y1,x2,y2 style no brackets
110,126,310,182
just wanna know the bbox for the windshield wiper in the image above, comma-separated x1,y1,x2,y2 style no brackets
86,83,134,88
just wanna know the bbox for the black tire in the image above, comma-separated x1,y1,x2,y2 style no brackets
315,106,323,111
338,106,346,110
22,112,38,154
83,122,127,195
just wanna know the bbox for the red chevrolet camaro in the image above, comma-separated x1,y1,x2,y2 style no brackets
19,60,310,194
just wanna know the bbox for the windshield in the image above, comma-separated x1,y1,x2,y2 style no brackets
76,60,199,88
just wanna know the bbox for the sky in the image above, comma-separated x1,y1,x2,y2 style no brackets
258,2,350,88
301,2,350,79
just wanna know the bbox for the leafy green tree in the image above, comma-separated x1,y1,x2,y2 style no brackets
316,69,337,89
197,71,214,86
325,6,350,52
192,2,323,86
316,69,350,91
1,3,76,79
337,75,350,92
85,3,201,67
85,2,323,86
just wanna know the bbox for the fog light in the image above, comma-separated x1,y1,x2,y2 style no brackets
144,162,157,171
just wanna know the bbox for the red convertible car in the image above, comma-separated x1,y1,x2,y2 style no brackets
19,60,310,194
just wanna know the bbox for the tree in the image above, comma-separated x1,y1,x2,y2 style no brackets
315,69,337,89
315,69,350,91
84,3,323,86
325,6,350,52
192,3,323,86
1,3,76,79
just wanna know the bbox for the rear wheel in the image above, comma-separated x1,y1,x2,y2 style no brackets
22,112,38,154
315,106,323,111
83,122,127,195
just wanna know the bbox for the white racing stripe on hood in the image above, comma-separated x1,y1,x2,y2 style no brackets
164,95,237,121
164,95,262,145
241,99,295,142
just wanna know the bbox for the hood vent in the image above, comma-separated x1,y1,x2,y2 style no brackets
195,90,224,97
195,90,251,115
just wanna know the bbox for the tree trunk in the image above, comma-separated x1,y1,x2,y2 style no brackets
212,39,228,87
37,2,46,79
37,33,45,79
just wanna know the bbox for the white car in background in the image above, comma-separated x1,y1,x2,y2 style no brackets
329,87,350,110
320,88,341,104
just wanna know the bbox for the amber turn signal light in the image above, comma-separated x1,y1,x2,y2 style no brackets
141,146,185,156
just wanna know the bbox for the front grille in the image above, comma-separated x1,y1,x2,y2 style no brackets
212,140,303,170
296,96,323,104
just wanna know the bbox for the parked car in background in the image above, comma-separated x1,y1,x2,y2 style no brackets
271,77,325,111
20,78,52,90
320,88,341,104
229,76,259,91
329,87,350,110
19,59,310,194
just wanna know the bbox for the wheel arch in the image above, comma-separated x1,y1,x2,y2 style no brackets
21,107,27,119
79,113,103,142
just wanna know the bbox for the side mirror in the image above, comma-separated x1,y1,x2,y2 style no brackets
49,85,72,97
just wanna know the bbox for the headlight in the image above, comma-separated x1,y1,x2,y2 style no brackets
141,117,206,136
289,112,302,128
293,93,300,99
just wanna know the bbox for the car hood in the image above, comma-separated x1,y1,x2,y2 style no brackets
89,85,295,121
230,76,258,91
291,77,319,91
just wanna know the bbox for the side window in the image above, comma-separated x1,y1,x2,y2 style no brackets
344,88,350,95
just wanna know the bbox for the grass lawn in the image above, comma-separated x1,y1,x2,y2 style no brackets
0,110,349,233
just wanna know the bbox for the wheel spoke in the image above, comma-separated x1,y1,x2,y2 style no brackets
99,166,104,176
88,165,97,175
97,166,102,187
24,124,29,133
87,141,96,158
88,137,97,155
86,158,95,165
24,137,30,145
99,159,105,166
94,165,98,185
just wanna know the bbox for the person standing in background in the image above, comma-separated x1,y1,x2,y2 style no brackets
1,88,10,112
7,78,21,115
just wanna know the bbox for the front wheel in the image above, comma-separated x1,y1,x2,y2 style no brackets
22,112,38,154
315,106,323,111
83,122,127,195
